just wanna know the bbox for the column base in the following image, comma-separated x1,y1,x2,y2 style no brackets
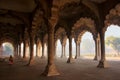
61,56,66,58
97,60,109,68
67,57,74,63
41,56,45,59
23,56,26,59
74,56,80,59
94,56,99,60
41,64,60,76
22,58,28,61
26,59,34,66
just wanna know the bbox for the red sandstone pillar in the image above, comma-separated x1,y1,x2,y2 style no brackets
23,41,26,58
36,43,38,57
41,43,45,58
75,41,80,59
67,35,74,63
61,44,64,58
94,37,99,60
78,43,80,57
42,18,60,76
19,44,21,57
27,35,34,65
97,32,109,68
54,42,57,58
64,45,66,57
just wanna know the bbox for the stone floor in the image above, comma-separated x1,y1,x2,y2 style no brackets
0,57,120,80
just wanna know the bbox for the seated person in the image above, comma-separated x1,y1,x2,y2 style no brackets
9,55,13,65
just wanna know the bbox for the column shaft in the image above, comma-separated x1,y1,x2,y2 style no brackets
19,44,21,57
97,32,109,68
27,36,34,65
67,35,74,63
36,43,38,57
41,43,45,58
64,45,66,57
42,19,59,76
23,41,26,58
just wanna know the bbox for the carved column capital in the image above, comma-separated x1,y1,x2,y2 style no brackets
49,17,58,28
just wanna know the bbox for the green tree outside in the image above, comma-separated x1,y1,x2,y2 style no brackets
106,36,120,55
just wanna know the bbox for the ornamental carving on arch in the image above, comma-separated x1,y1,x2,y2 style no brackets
105,3,120,27
73,17,95,30
74,30,86,44
43,34,48,44
59,0,80,11
60,36,67,46
0,38,14,46
73,18,96,35
55,27,66,40
73,17,96,43
32,8,44,35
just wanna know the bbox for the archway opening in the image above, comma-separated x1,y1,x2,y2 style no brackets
44,43,47,57
105,24,120,61
72,38,76,57
0,42,14,58
56,39,62,57
37,42,42,57
81,32,95,59
21,42,24,57
26,43,30,57
34,44,36,57
66,38,69,57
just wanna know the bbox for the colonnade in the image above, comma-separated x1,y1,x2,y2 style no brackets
15,31,106,67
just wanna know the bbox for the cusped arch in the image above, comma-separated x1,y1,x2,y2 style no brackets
105,3,120,31
73,17,97,42
32,8,44,35
0,37,15,48
55,27,66,40
61,36,68,46
59,0,99,20
43,34,48,44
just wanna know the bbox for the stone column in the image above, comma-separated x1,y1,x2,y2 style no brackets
94,37,99,60
54,41,57,58
64,44,66,57
78,43,80,57
61,44,64,58
98,39,101,60
41,43,45,58
19,43,21,57
14,44,18,57
36,43,38,57
27,35,34,66
14,45,16,57
42,18,60,76
67,35,74,63
38,42,41,57
97,31,109,68
17,45,19,57
61,44,66,58
16,44,18,57
75,41,80,59
94,34,101,60
23,40,26,59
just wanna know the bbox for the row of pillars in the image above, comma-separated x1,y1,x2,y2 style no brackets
16,37,95,61
15,42,46,59
15,21,108,76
